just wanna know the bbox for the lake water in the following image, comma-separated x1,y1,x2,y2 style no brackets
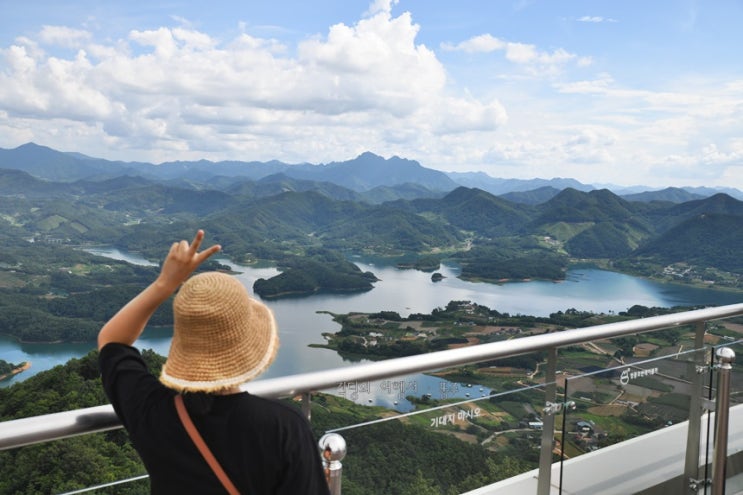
2,249,742,411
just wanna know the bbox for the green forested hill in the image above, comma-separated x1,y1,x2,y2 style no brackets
535,188,651,227
98,183,237,215
566,222,639,258
0,169,70,198
643,192,743,232
621,186,706,203
246,173,367,202
499,185,562,205
319,206,462,253
213,190,366,240
634,213,743,273
454,237,568,281
411,186,534,236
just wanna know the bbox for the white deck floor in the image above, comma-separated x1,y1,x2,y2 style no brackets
464,404,743,495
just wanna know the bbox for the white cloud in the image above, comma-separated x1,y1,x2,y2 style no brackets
562,128,615,164
650,140,743,184
38,25,92,48
364,0,399,17
425,96,508,134
700,142,743,166
442,34,590,76
0,6,507,165
555,73,614,94
577,16,618,23
442,34,505,53
170,15,194,29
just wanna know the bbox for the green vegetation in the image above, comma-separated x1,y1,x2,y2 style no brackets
566,222,638,258
454,239,567,281
0,359,23,378
319,300,692,362
0,237,226,342
0,352,533,495
309,394,535,494
0,350,163,494
396,254,443,272
253,249,378,298
632,214,743,274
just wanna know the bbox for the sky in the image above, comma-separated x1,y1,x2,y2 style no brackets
1,0,742,189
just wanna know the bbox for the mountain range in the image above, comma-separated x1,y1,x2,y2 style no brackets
1,142,743,289
2,142,741,202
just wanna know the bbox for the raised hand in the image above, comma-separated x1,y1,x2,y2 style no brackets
98,230,221,349
157,230,222,293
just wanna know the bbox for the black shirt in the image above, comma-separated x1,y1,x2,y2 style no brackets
100,343,330,495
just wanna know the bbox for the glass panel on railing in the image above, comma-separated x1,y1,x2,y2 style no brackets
560,347,708,495
310,364,556,495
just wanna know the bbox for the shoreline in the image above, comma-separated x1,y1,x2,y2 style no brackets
571,260,743,293
0,361,31,382
0,333,87,345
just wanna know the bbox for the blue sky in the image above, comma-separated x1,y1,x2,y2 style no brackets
1,0,742,189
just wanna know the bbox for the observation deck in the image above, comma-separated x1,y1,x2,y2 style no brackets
2,303,743,494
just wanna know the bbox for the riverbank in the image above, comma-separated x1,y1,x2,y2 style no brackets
0,361,31,381
0,331,81,345
590,259,743,293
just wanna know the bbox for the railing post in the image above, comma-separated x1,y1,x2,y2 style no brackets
711,347,735,495
684,321,708,492
319,433,346,495
537,347,557,495
302,392,312,421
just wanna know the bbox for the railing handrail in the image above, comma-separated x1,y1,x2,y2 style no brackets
2,301,743,451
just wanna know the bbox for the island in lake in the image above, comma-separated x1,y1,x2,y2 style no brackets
253,250,378,299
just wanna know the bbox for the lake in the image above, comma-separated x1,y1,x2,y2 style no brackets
2,249,742,411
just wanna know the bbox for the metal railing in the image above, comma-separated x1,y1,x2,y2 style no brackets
2,302,743,494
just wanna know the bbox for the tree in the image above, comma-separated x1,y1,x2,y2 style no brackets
400,470,441,495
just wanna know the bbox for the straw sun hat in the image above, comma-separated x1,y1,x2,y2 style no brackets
160,272,279,393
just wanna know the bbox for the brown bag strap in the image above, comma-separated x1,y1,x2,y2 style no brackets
174,394,240,495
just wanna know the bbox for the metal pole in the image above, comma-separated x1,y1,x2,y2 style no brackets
684,321,707,492
537,347,557,495
712,347,735,495
302,392,312,421
319,433,347,495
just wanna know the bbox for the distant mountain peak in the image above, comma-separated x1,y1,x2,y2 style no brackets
356,151,383,160
16,142,48,150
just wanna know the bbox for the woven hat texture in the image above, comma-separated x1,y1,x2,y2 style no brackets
160,271,279,392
